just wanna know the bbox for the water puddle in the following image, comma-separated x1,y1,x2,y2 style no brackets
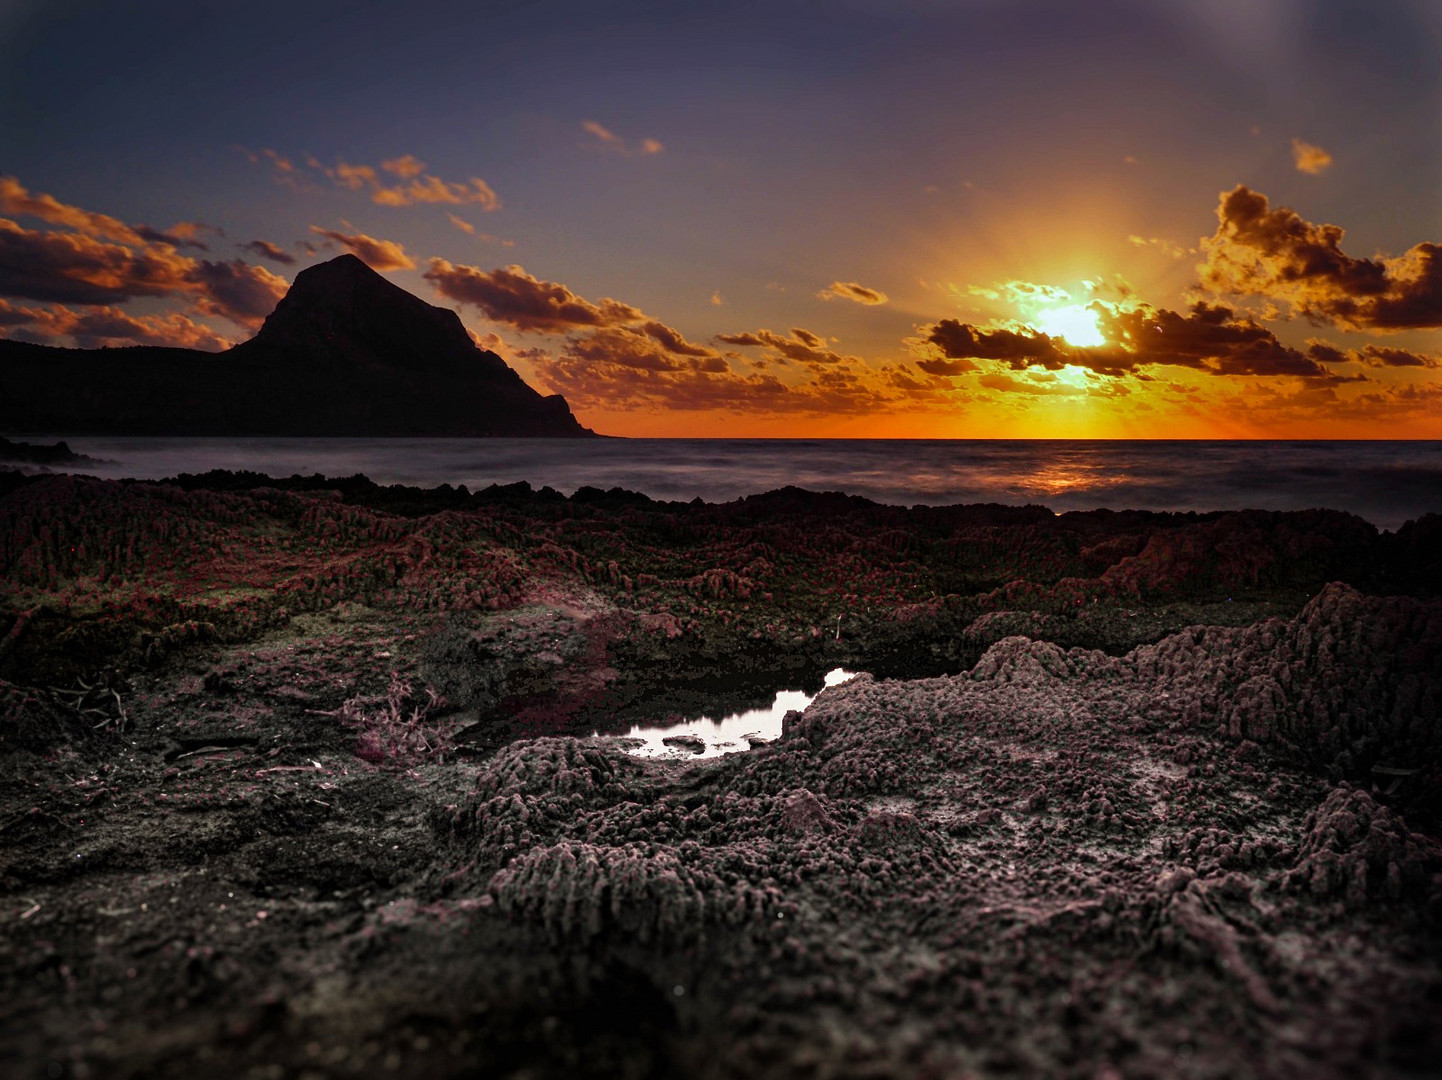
602,668,861,758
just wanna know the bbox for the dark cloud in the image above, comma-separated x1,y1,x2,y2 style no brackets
1308,341,1440,369
915,357,977,376
1098,302,1345,380
817,280,888,305
640,320,716,358
0,218,194,304
1201,185,1442,330
1355,344,1440,368
240,239,297,265
185,260,289,325
926,321,1069,368
0,189,285,329
926,300,1358,383
714,327,850,366
134,224,211,251
0,298,230,350
424,260,644,333
561,327,686,372
308,227,415,271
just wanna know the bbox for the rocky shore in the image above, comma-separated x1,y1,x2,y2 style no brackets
1,469,1438,1078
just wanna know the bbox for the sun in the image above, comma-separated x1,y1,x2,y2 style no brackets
1034,304,1105,347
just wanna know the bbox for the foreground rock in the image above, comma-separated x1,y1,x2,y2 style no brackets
0,474,1438,1077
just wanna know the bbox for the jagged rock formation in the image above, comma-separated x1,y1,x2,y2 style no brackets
0,254,595,436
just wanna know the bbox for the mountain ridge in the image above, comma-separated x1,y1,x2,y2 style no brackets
0,254,597,437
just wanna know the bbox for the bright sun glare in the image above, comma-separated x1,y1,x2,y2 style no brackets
1034,304,1105,347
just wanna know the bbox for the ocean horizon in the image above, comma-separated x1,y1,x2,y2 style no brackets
9,435,1441,533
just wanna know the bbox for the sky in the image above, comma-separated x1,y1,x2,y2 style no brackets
2,0,1441,438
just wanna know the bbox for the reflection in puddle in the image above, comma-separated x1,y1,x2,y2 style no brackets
604,668,861,759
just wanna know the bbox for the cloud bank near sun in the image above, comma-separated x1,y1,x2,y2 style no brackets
2,163,1441,436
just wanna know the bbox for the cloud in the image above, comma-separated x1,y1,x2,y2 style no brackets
1,174,150,246
381,154,427,179
555,325,724,374
0,220,284,325
582,120,622,148
916,357,977,376
978,372,1084,396
308,226,416,271
714,327,851,367
925,320,1070,369
447,214,475,235
0,218,194,304
424,260,644,332
968,280,1072,305
0,175,212,251
239,239,297,265
1291,138,1333,175
1200,185,1442,330
581,120,664,157
241,148,321,193
368,173,501,210
1126,235,1193,259
248,151,501,211
185,259,289,324
640,319,716,358
530,340,942,417
925,299,1361,383
817,280,889,305
0,178,288,329
0,298,231,350
710,291,724,306
1306,340,1440,369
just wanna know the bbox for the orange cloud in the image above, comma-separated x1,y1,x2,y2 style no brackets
581,120,664,157
0,175,212,251
531,339,944,418
447,214,475,234
0,215,285,327
308,226,416,271
1291,137,1333,175
251,152,501,211
1200,185,1442,330
368,173,500,210
978,372,1084,396
817,280,889,305
0,298,231,350
424,260,644,332
381,154,427,179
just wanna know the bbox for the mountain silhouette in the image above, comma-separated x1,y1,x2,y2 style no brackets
0,254,596,437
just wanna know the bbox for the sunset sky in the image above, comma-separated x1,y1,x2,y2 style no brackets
3,0,1441,437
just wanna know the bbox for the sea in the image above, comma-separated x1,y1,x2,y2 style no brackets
17,437,1442,533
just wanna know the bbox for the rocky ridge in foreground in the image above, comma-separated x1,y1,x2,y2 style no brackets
0,472,1438,1077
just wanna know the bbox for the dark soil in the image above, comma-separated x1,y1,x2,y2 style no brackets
2,470,1439,1078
